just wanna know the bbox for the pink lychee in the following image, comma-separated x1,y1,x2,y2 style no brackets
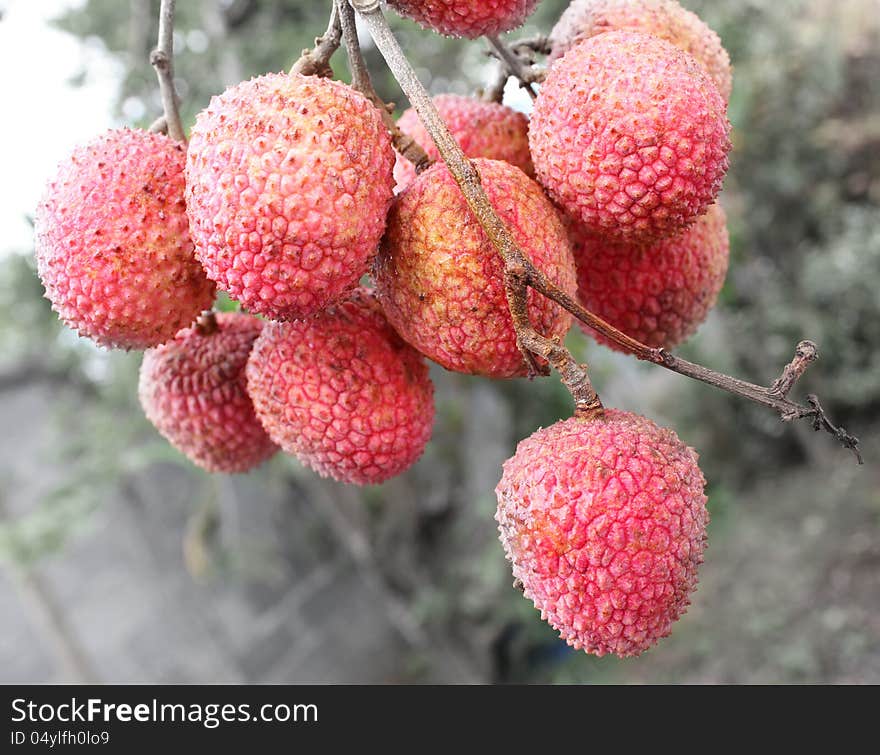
34,128,215,349
530,31,731,244
185,73,394,321
574,204,729,350
139,312,278,474
495,409,709,657
375,158,576,379
550,0,732,102
245,288,435,485
387,0,540,38
393,94,533,193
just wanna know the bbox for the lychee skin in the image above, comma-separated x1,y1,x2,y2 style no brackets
550,0,732,102
185,73,394,321
245,288,435,486
393,95,534,193
530,31,731,245
34,129,215,350
387,0,540,38
139,312,278,474
495,410,708,657
574,204,729,351
375,159,576,379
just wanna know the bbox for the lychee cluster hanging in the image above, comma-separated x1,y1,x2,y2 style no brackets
35,0,839,660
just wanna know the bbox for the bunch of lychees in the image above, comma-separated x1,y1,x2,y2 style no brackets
35,0,738,658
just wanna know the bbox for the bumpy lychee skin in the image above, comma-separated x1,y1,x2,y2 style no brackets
550,0,732,102
139,312,278,474
393,95,534,193
530,31,731,244
387,0,540,38
496,410,709,657
34,129,215,349
185,73,394,321
574,204,729,350
246,289,435,485
375,159,576,379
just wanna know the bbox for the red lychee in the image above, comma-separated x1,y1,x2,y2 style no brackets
34,129,215,349
375,159,576,379
550,0,732,102
245,288,435,485
495,409,709,657
393,95,534,193
574,204,729,350
530,30,731,244
185,73,394,321
387,0,540,38
139,312,278,474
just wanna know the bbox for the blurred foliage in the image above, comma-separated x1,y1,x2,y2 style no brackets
2,0,877,682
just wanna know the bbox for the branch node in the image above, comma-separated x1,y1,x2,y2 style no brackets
486,35,539,100
290,3,342,77
770,339,819,398
148,115,168,135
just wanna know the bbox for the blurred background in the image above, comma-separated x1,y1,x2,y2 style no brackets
0,0,877,684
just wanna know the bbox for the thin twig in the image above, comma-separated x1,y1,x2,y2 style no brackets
290,2,342,77
351,0,861,462
525,260,862,462
149,0,186,142
511,35,552,56
336,0,431,172
485,35,541,99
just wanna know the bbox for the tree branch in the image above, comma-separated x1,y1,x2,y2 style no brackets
485,35,541,100
350,0,861,462
351,0,599,407
336,0,431,173
149,0,186,142
290,2,342,77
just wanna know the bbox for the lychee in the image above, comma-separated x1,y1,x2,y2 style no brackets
574,204,729,350
393,94,533,193
245,288,434,485
530,30,731,244
550,0,732,102
495,409,709,657
387,0,540,38
139,311,278,474
375,158,576,379
34,128,215,350
185,73,394,321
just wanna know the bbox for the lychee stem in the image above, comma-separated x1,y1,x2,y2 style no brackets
350,0,861,463
195,311,219,337
351,0,603,408
149,0,186,143
335,0,431,173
